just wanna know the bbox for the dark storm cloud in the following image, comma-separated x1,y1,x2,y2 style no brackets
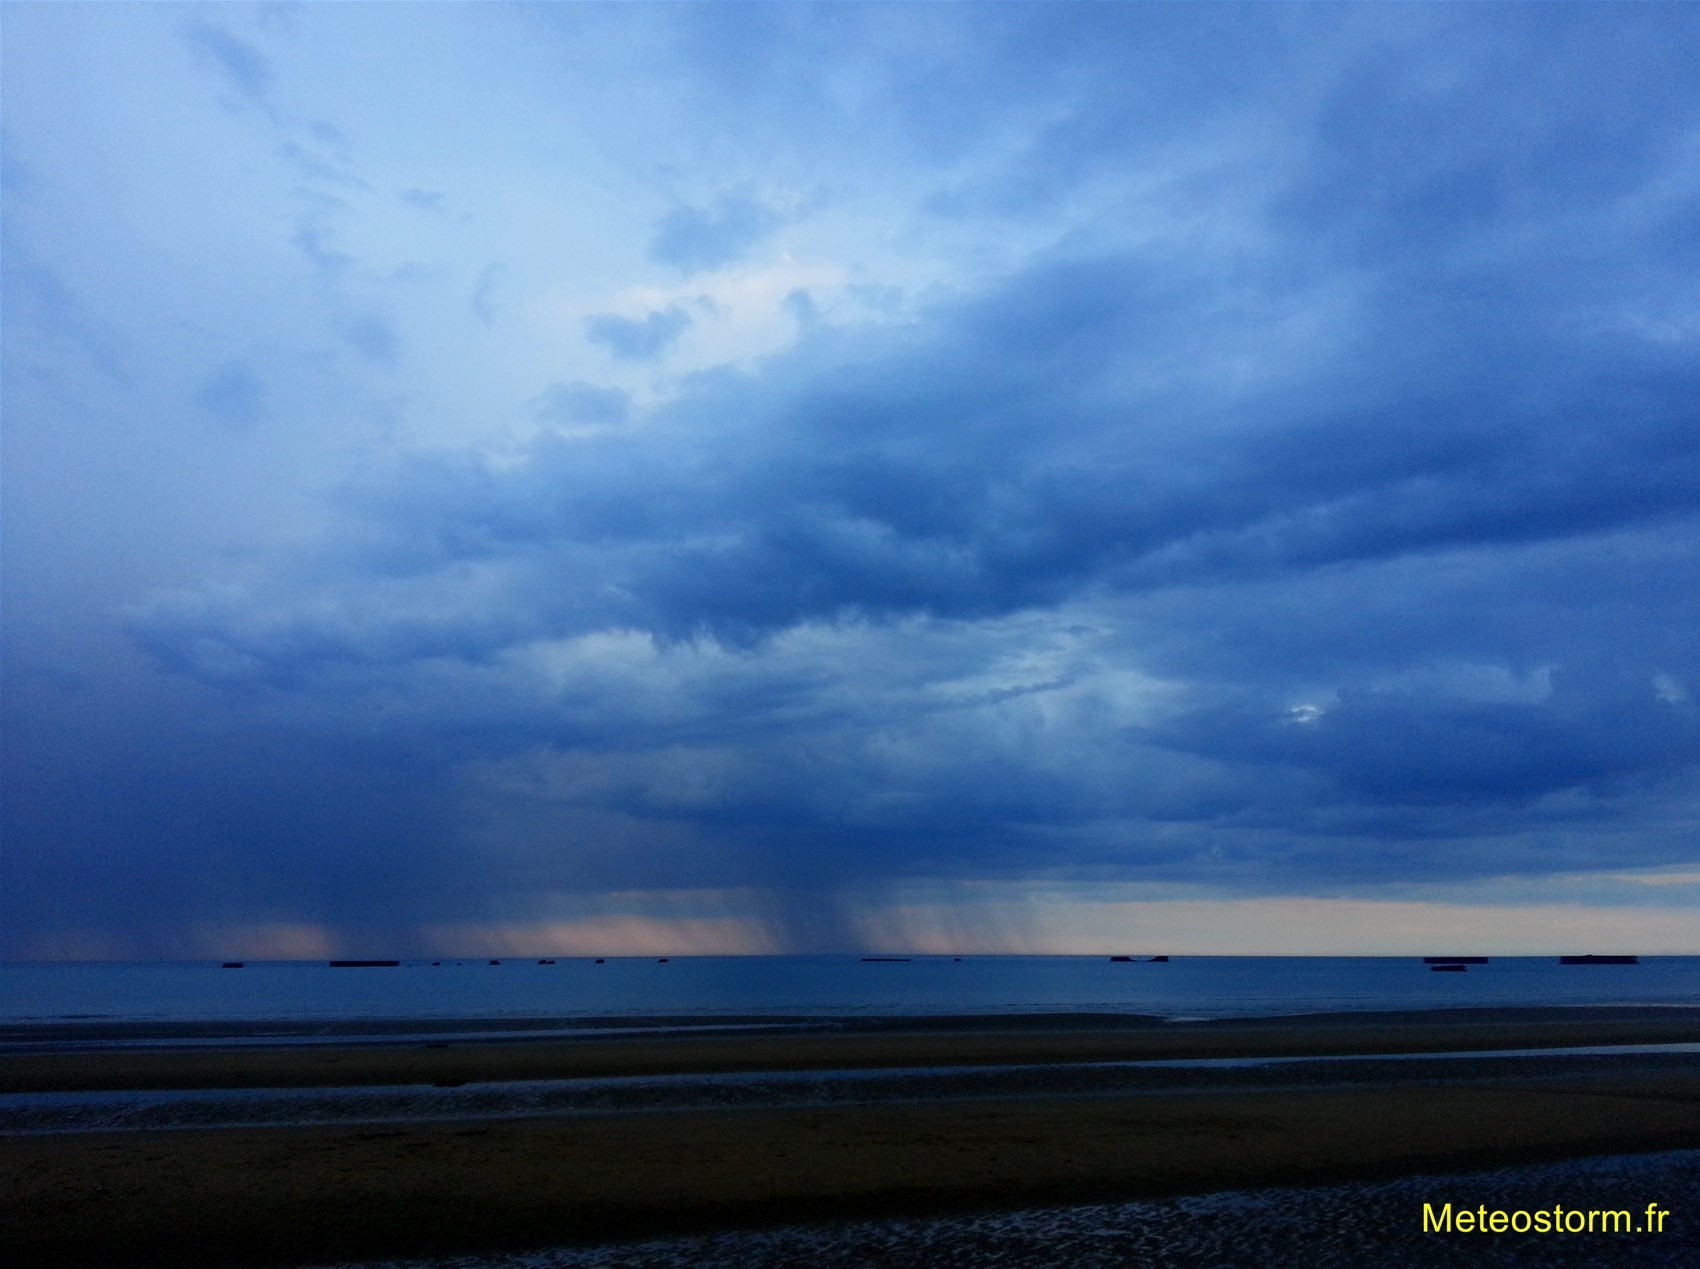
584,305,693,360
300,246,1699,652
1152,676,1700,810
125,216,1700,881
1276,11,1700,263
0,669,470,956
10,2,1700,956
141,3,1700,654
1110,528,1700,693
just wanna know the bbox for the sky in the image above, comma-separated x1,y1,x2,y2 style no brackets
3,2,1698,960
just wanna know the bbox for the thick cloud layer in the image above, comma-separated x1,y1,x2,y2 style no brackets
3,3,1697,956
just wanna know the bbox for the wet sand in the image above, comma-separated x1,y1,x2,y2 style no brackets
6,1006,1698,1093
4,1008,1699,1267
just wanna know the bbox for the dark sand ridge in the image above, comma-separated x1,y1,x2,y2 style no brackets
4,1008,1700,1267
5,1006,1699,1093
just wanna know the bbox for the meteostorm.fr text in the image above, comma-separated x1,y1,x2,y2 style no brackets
1423,1202,1671,1234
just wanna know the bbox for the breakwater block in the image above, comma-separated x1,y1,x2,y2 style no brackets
1560,954,1639,965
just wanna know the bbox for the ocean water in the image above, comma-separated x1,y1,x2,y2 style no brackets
321,1149,1700,1269
4,955,1697,1034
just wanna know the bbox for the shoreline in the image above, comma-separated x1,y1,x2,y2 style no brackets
4,1005,1698,1093
5,1008,1700,1267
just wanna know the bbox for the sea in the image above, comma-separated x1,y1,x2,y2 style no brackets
4,954,1698,1036
5,956,1697,1268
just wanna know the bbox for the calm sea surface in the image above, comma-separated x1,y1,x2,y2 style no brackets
3,956,1697,1033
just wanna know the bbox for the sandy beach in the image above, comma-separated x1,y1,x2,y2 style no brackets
7,1005,1699,1093
4,1008,1699,1267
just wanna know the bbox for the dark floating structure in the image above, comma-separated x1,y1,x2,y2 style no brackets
538,959,555,965
1560,954,1639,965
1110,955,1168,963
861,956,911,963
1429,963,1468,973
328,960,400,968
1423,956,1488,964
594,958,605,964
657,957,669,963
489,960,501,965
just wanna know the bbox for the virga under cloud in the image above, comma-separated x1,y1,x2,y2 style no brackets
3,2,1697,957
